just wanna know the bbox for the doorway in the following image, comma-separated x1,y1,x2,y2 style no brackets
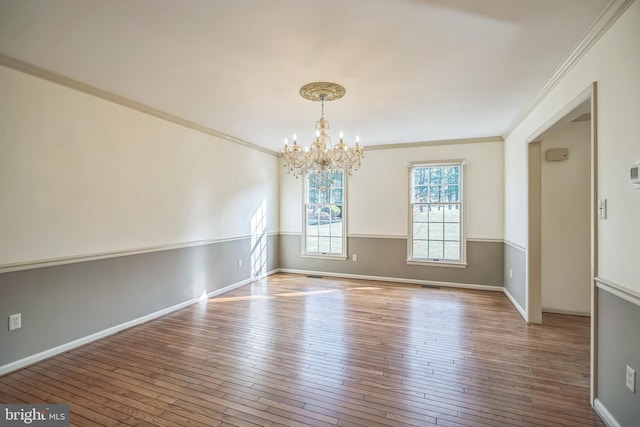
540,116,591,315
525,82,598,401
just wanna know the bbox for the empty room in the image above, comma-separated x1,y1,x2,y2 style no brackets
1,1,639,426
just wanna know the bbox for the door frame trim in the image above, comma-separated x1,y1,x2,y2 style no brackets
525,82,598,402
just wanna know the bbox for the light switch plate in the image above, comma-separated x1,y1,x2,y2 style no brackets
598,199,607,220
627,365,636,393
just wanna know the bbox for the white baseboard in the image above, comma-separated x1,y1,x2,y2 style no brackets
0,277,254,376
266,269,280,277
503,287,526,320
594,398,621,427
206,277,254,298
277,269,503,292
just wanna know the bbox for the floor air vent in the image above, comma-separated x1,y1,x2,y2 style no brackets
421,284,440,289
307,275,324,279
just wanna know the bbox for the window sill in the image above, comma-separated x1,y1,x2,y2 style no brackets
406,259,468,269
302,254,348,261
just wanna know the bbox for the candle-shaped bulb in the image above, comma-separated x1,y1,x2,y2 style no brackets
356,135,360,145
339,131,344,142
284,138,288,146
293,133,297,144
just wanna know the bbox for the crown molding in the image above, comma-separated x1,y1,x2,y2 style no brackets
0,53,278,157
502,0,635,140
365,136,503,151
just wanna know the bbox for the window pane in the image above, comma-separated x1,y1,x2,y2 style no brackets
428,240,444,259
413,240,428,258
444,205,460,222
413,168,428,186
429,167,443,184
444,241,460,260
318,236,331,253
428,223,444,240
319,190,330,204
413,222,429,239
447,166,460,184
428,206,444,222
413,205,429,222
414,185,428,202
332,189,343,203
318,222,331,236
331,172,343,188
444,185,459,203
429,186,442,202
331,237,343,253
306,236,319,253
306,224,315,238
306,205,318,226
330,204,342,220
444,223,460,241
308,189,318,204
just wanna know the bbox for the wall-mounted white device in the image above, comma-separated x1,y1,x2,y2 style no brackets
546,148,569,161
598,199,607,220
631,161,640,188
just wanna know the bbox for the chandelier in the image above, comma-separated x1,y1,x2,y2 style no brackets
280,82,364,190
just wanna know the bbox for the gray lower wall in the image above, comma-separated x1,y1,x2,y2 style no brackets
597,288,640,426
504,242,526,310
280,235,503,287
0,235,278,368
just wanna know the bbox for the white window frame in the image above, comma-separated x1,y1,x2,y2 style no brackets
302,171,348,260
407,160,467,268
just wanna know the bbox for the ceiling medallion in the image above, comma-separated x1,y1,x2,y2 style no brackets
299,82,346,102
280,82,364,191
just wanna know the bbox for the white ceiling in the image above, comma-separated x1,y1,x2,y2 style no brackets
0,0,610,152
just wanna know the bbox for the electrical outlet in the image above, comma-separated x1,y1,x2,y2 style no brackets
238,259,243,268
9,313,21,331
509,268,513,279
352,254,357,261
626,365,636,393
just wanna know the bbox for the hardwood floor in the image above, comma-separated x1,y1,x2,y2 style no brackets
0,273,603,427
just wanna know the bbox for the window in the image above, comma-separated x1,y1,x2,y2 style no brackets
408,161,465,266
303,171,346,258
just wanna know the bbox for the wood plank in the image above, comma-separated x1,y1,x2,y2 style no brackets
0,273,603,427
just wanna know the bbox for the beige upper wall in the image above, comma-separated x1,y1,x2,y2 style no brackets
0,65,280,267
280,139,504,240
541,121,591,314
504,1,640,291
